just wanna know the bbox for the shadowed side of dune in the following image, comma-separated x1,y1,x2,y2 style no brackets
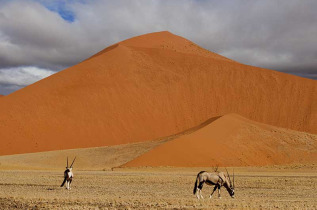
122,114,317,167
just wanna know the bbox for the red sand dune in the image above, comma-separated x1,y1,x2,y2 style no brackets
0,31,316,156
123,114,317,167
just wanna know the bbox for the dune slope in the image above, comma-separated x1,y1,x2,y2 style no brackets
0,31,316,155
123,114,317,167
0,140,165,170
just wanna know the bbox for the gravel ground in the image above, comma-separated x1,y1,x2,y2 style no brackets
0,168,317,209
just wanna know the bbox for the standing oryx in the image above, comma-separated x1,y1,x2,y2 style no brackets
193,169,235,199
61,157,76,190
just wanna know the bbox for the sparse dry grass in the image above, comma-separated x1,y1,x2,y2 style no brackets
1,167,317,209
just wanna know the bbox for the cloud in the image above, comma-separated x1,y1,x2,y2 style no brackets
0,0,89,70
0,66,55,85
0,0,316,94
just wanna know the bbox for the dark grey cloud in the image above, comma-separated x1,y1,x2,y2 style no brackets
0,0,316,95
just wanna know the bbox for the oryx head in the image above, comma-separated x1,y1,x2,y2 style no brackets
225,168,235,198
66,156,76,171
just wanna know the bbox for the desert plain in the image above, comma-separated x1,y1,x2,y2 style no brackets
1,166,317,209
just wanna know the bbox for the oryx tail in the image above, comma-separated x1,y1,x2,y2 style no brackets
193,176,199,195
61,178,67,187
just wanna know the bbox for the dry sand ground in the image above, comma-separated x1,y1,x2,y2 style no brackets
1,167,317,209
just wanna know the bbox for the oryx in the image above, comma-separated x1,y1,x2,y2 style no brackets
60,157,76,190
193,169,235,199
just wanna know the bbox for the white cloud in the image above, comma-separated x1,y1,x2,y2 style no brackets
0,66,55,86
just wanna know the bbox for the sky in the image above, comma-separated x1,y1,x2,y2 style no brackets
0,0,316,95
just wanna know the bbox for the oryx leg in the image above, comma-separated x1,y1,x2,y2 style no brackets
218,185,221,199
198,182,204,199
196,190,200,199
199,189,204,199
209,185,218,198
69,179,72,190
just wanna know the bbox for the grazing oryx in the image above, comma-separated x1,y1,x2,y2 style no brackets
193,169,235,199
61,157,76,190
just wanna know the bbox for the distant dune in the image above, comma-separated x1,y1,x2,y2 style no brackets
123,114,317,167
0,31,316,156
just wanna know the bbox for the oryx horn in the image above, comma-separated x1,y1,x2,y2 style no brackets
70,156,76,168
67,156,69,168
225,168,232,186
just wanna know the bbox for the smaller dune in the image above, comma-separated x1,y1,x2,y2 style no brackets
123,114,317,167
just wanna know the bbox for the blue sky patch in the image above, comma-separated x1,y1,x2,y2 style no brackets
56,7,75,22
38,0,77,22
